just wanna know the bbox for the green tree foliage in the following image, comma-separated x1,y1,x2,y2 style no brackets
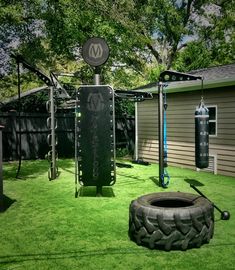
199,1,235,65
0,0,234,102
173,1,235,71
173,41,212,71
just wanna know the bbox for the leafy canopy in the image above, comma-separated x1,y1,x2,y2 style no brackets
0,0,234,100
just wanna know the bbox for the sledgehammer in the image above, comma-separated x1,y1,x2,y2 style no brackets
190,184,230,220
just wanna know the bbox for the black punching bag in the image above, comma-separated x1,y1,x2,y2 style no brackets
195,100,209,168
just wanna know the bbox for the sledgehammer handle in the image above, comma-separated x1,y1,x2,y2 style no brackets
190,184,207,198
190,184,221,212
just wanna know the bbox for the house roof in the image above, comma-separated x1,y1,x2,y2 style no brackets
190,63,235,80
2,86,48,105
135,63,235,93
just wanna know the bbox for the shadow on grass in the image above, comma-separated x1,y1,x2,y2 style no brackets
150,175,204,187
0,195,16,213
60,161,134,177
3,160,49,181
1,243,235,265
58,159,75,175
60,167,75,175
149,176,159,186
3,159,75,181
75,186,115,197
116,172,147,185
116,162,133,168
184,178,204,187
0,249,149,265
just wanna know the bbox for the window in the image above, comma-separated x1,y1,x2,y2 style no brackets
207,106,217,136
197,155,217,174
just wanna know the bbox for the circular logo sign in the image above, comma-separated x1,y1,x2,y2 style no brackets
82,37,110,67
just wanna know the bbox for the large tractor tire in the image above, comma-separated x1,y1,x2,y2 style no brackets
129,192,214,251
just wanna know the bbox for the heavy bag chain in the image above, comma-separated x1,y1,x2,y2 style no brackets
46,97,59,180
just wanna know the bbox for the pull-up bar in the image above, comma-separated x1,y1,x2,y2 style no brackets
11,54,71,180
115,89,153,102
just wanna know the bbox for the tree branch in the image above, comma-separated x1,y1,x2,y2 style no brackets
184,0,193,26
177,43,188,51
146,42,162,64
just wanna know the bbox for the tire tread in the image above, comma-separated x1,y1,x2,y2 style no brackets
129,192,214,251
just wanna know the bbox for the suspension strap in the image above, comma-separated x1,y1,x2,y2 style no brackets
161,87,170,187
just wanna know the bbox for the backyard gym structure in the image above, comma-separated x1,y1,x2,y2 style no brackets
0,37,230,250
5,37,210,192
11,53,71,180
8,39,152,188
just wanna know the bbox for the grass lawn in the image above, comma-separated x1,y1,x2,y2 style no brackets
0,159,235,270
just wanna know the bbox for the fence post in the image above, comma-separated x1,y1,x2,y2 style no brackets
0,125,4,212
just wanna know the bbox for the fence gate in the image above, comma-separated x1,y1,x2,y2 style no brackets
75,86,116,191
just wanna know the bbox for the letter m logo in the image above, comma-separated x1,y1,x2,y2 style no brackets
89,43,103,59
87,93,104,112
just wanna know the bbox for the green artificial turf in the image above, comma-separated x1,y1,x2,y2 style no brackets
0,159,235,270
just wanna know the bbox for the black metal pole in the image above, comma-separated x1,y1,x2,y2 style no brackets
158,83,164,187
94,66,101,86
0,125,4,211
74,95,79,197
49,86,57,180
93,66,102,196
16,61,22,178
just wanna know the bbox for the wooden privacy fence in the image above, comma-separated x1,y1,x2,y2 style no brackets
0,112,134,161
116,114,135,154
